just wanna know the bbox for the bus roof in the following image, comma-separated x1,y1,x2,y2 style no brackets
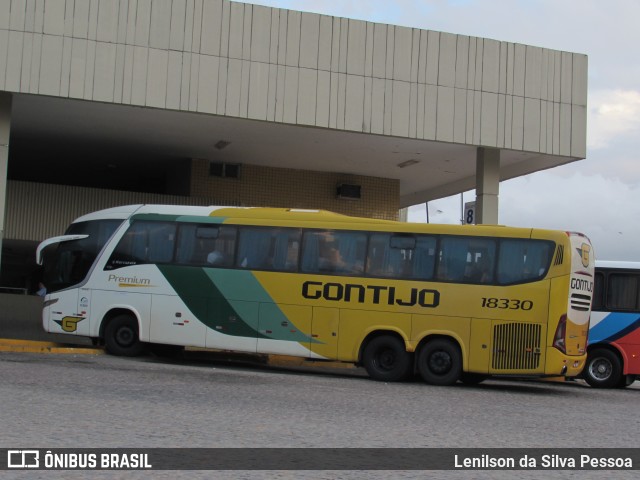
70,204,576,240
596,261,640,270
72,204,385,224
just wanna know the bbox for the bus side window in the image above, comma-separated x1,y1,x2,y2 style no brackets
176,225,236,267
366,234,391,276
592,272,605,310
437,237,496,284
302,230,366,275
147,223,176,263
410,236,436,280
607,274,639,311
106,221,176,269
437,237,472,282
367,234,435,280
367,234,409,277
497,239,552,285
468,255,493,283
106,222,148,268
236,227,300,272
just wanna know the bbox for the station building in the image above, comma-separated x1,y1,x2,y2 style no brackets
0,0,587,292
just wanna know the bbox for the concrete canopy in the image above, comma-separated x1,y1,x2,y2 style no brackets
1,0,587,210
10,92,583,209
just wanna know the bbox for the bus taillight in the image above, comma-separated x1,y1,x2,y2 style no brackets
553,314,567,354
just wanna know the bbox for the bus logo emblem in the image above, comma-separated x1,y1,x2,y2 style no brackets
54,316,85,332
577,243,591,268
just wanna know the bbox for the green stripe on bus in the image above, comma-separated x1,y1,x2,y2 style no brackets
157,265,265,339
157,265,316,344
204,269,318,344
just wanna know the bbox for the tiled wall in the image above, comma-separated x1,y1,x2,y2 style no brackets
190,159,399,220
6,171,399,241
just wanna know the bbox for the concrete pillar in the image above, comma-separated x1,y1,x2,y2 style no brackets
0,93,11,272
476,147,500,224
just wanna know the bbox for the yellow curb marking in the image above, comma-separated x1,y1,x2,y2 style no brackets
0,338,104,355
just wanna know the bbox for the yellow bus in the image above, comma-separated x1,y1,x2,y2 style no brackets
36,205,594,385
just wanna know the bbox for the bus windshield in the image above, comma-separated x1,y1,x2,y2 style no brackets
42,220,123,293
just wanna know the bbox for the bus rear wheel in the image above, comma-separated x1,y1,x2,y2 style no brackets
104,314,144,357
417,338,462,386
583,348,622,388
362,335,413,382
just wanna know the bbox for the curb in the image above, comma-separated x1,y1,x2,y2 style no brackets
0,338,104,355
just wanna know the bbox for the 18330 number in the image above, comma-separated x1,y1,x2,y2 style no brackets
481,298,533,310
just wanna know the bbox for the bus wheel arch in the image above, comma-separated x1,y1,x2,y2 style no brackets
584,345,623,388
359,331,413,382
416,336,463,386
101,309,145,357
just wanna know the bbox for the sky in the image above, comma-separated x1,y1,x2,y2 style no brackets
245,0,640,262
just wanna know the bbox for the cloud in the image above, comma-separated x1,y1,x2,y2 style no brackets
588,89,640,149
499,173,640,261
409,173,640,261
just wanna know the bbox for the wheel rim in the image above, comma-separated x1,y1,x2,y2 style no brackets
428,350,452,375
115,326,135,347
376,348,397,372
589,357,612,381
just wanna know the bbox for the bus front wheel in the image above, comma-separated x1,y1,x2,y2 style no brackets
583,348,622,388
417,338,462,386
362,335,413,382
104,314,144,357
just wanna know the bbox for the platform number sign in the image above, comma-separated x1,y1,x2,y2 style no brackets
464,201,476,225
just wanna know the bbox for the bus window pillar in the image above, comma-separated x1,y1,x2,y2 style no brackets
475,147,500,225
0,92,12,274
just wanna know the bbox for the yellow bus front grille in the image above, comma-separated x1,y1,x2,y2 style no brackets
492,323,542,370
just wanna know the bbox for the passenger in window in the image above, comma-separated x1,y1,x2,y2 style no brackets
470,258,492,283
285,247,299,271
351,259,365,275
318,246,364,274
319,247,343,272
437,263,449,281
439,259,466,282
206,249,230,267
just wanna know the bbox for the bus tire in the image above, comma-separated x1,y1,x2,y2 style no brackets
583,348,622,388
417,338,462,386
362,335,413,382
104,314,144,357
